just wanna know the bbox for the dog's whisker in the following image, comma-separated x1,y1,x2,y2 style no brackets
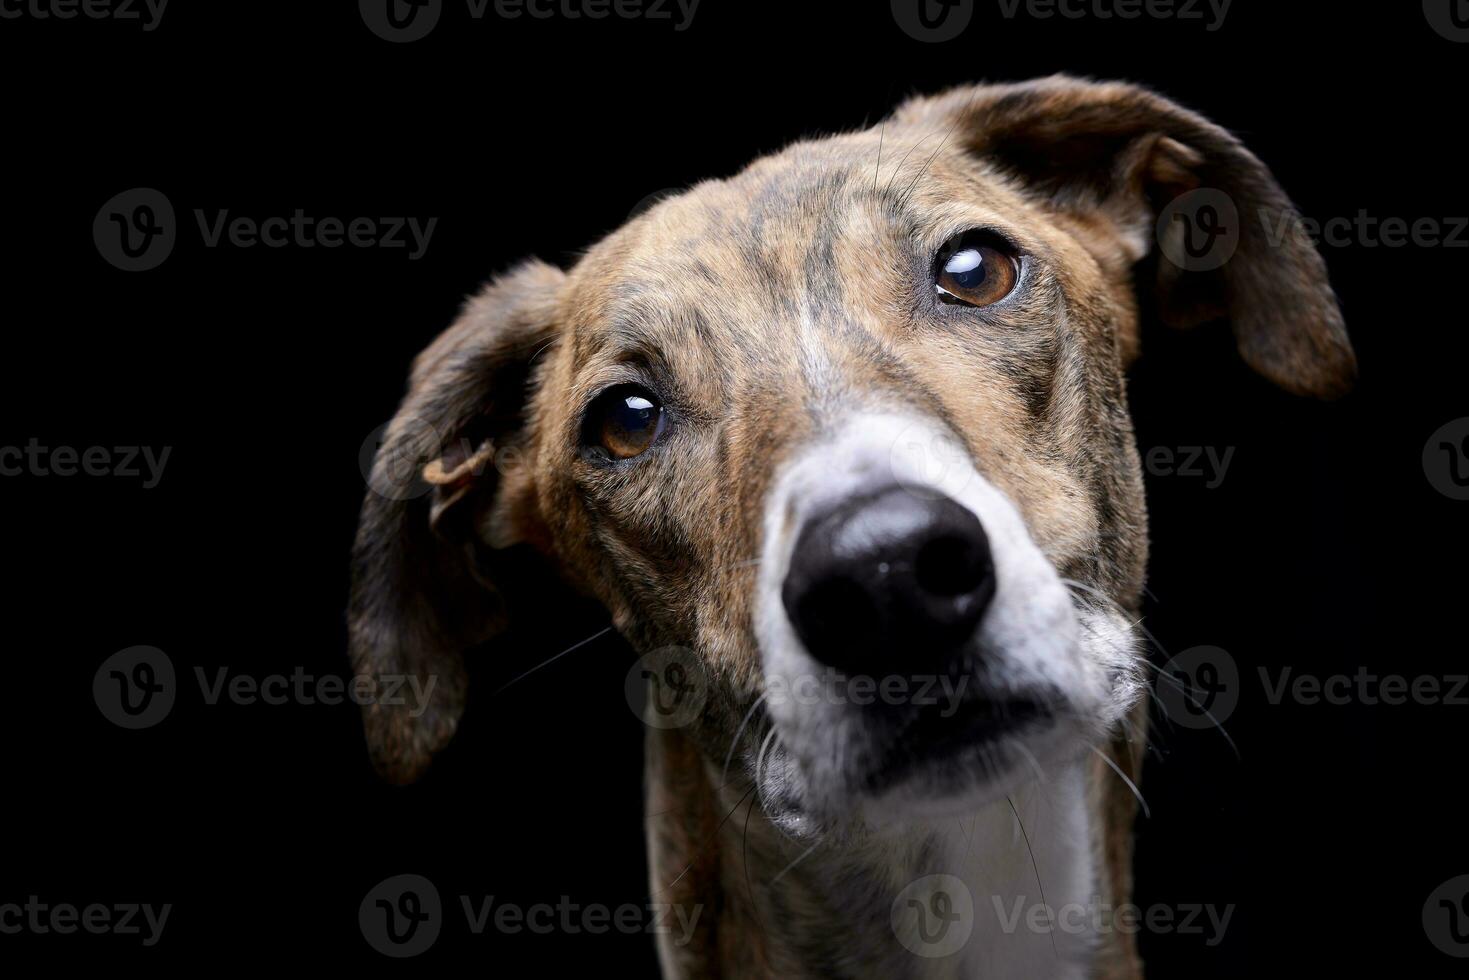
897,120,959,212
1090,745,1151,820
1059,576,1164,637
722,691,771,784
896,87,980,211
1058,577,1126,613
1062,580,1177,676
770,838,821,886
883,126,945,198
954,813,980,864
873,120,886,196
1130,622,1176,663
754,724,780,792
1012,738,1048,784
1007,795,1061,962
741,790,766,939
644,774,754,821
1114,714,1159,761
648,784,759,898
491,625,613,696
1137,684,1172,728
1143,663,1242,760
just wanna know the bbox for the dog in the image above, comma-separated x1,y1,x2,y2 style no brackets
348,76,1354,978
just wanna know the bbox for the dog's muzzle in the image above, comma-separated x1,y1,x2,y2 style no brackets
780,486,997,676
753,412,1138,822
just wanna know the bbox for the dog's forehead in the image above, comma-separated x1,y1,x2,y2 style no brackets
563,129,1025,363
617,130,1000,256
609,138,893,286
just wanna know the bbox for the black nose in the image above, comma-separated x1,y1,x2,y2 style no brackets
781,487,996,675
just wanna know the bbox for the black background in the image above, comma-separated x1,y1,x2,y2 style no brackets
3,0,1466,974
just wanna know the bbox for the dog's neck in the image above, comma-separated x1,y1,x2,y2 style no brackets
646,728,1109,980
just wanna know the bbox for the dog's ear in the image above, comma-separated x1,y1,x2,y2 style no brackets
350,259,565,784
895,76,1356,399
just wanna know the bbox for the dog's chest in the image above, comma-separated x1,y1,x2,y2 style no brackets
892,765,1098,980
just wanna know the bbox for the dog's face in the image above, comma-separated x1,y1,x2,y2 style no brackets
350,78,1353,831
523,117,1161,829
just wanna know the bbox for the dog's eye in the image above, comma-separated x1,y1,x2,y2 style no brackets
584,384,666,460
934,232,1019,308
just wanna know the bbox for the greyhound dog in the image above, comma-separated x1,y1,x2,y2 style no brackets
348,76,1354,978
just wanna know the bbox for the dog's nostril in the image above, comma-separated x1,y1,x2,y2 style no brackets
792,577,879,656
915,534,989,597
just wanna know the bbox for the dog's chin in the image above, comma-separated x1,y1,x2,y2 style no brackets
857,716,1087,826
762,703,1097,837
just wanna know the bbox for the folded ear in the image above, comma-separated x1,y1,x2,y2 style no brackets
350,259,565,784
895,75,1356,399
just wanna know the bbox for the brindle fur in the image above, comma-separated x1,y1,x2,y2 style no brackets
349,76,1353,978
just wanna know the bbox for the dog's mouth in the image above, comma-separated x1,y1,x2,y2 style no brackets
826,680,1063,807
862,694,1051,790
749,674,1073,833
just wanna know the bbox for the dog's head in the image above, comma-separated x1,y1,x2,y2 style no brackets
350,77,1352,830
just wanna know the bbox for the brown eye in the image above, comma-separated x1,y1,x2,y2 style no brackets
934,232,1020,308
584,384,667,460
